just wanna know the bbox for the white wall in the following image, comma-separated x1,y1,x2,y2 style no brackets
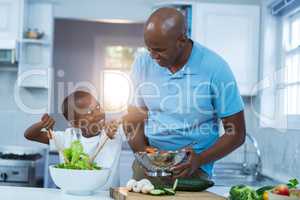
54,0,261,23
0,68,49,148
54,0,153,22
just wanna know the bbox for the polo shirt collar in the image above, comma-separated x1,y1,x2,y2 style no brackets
166,40,203,78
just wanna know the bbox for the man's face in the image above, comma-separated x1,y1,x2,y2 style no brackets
144,33,184,68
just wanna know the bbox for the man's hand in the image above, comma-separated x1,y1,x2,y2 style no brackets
170,148,200,179
123,106,149,152
104,120,121,139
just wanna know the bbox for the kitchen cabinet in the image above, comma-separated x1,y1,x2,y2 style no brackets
193,3,260,96
17,1,54,88
119,150,135,186
0,0,21,43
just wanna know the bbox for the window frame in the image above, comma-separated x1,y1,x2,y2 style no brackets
275,10,300,130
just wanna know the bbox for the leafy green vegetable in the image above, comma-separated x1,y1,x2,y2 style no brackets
230,178,299,200
229,185,259,200
287,178,299,189
55,140,101,170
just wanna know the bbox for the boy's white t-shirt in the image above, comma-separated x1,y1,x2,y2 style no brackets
49,126,126,190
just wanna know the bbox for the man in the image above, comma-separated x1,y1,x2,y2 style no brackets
123,7,246,182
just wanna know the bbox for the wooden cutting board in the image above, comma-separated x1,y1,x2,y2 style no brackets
110,187,226,200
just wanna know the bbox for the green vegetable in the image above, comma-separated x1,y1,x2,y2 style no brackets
230,178,299,200
287,178,299,189
173,179,178,191
256,186,274,200
63,148,72,162
149,183,176,196
55,140,101,170
162,188,176,195
229,185,259,200
174,178,214,192
149,189,166,196
256,186,274,196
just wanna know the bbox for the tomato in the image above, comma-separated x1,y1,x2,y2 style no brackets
272,184,290,196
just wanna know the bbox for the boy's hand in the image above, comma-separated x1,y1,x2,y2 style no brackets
105,120,121,139
39,113,55,130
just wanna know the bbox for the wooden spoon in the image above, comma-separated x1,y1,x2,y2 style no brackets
48,129,69,164
89,136,109,164
89,119,122,164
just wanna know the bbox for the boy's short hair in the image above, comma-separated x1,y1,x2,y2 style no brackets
61,90,94,121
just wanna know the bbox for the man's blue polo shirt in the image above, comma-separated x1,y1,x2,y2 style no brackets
129,41,244,177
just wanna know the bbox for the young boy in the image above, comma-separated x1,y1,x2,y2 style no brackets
24,90,126,190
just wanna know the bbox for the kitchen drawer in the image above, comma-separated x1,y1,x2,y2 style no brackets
0,166,29,182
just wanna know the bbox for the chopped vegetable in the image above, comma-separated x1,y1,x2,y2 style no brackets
149,189,166,196
145,147,157,154
173,179,178,191
162,188,176,195
229,185,259,200
55,140,101,170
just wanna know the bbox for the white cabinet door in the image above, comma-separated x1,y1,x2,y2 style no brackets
0,0,21,41
193,3,260,96
119,150,135,186
18,2,54,89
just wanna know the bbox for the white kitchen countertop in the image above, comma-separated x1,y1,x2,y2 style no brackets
1,186,111,200
0,185,230,200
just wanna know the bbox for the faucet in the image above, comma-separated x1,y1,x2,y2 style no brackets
242,133,262,179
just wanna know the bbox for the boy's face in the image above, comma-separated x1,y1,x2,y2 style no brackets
70,95,105,137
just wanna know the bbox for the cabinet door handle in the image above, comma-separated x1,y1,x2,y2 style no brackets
11,49,16,64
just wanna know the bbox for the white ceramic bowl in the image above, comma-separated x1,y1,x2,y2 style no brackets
268,192,300,200
49,165,110,195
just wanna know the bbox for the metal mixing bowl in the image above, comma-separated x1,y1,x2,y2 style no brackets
134,149,187,177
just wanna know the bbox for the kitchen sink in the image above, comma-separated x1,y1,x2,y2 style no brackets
211,133,280,187
212,173,279,187
212,162,279,187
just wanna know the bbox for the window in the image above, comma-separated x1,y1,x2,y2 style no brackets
280,12,300,116
105,46,145,70
259,2,300,129
103,70,131,112
103,46,146,112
